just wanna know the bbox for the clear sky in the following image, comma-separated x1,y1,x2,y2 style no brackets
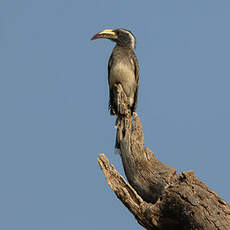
1,1,230,229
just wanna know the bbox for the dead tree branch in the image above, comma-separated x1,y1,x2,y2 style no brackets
97,84,230,230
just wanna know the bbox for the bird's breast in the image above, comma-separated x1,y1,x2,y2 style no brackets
109,62,136,97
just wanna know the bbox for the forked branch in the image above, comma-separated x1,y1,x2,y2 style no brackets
97,84,230,230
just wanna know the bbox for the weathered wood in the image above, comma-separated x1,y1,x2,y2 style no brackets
97,84,230,230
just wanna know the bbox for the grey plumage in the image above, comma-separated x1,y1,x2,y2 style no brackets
108,45,139,115
91,28,140,115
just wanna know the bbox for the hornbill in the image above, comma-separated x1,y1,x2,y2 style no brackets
91,28,140,115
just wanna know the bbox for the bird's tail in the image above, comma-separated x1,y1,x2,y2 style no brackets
114,133,121,155
114,117,121,155
114,147,121,155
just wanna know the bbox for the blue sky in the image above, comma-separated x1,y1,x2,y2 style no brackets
1,1,230,229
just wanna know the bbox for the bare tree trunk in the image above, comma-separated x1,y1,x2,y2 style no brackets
97,84,230,230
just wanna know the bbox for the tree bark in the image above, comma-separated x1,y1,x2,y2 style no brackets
97,84,230,230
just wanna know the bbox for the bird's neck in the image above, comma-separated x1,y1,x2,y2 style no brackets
115,43,134,50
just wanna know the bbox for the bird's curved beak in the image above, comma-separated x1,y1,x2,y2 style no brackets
91,29,118,40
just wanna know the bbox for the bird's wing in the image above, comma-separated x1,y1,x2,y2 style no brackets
108,54,116,115
132,52,140,113
108,53,113,85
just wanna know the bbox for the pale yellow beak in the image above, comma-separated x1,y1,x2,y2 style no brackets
91,29,118,40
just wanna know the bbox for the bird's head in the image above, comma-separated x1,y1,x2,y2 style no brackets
91,28,136,49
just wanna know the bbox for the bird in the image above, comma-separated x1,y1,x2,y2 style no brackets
91,28,140,116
